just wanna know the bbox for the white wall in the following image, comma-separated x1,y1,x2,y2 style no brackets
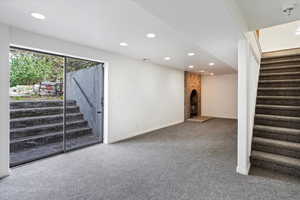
237,32,261,175
0,24,10,178
260,20,300,52
201,74,237,119
0,24,184,177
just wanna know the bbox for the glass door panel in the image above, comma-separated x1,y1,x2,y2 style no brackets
65,57,103,151
9,47,64,166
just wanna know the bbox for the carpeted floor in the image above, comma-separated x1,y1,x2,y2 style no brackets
0,119,299,200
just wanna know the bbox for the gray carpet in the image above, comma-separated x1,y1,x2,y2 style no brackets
0,119,299,200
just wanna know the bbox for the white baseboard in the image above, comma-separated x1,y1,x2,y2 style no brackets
0,170,10,179
107,120,184,144
236,163,251,175
202,115,237,120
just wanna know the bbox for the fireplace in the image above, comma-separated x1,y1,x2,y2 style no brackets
184,72,201,120
190,89,198,117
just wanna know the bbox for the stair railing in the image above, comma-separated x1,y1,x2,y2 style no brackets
72,77,94,108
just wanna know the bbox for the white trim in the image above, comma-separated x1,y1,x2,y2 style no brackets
0,174,9,179
103,62,109,144
201,116,237,120
0,24,10,178
254,32,262,55
107,120,184,144
237,39,251,176
0,168,11,180
236,163,250,175
244,32,262,65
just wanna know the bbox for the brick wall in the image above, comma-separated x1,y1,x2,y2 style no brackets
184,71,201,120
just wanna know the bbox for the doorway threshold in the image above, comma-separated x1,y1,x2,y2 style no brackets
187,116,213,123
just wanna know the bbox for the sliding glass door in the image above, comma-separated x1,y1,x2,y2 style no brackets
9,47,104,167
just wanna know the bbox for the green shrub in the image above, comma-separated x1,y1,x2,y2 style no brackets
10,55,60,87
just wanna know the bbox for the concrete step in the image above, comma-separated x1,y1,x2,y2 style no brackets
258,79,300,88
251,150,300,176
10,100,76,109
10,127,93,153
260,71,300,80
10,120,88,140
257,87,300,96
254,125,300,143
255,114,300,129
252,137,300,159
10,134,100,167
10,113,84,129
260,64,300,73
257,96,300,106
256,104,300,117
10,106,80,119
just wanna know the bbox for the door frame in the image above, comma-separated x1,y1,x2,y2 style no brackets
9,45,109,161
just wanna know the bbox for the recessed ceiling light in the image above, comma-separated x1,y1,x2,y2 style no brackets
31,12,45,20
209,62,215,66
146,33,156,38
210,72,214,76
199,70,205,73
120,42,128,47
164,57,171,61
188,52,195,56
188,65,194,69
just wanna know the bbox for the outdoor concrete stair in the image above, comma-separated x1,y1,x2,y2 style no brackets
256,104,300,117
10,120,88,140
10,133,99,167
9,100,94,157
252,137,300,159
10,100,76,109
251,151,300,177
251,50,300,176
10,113,84,129
10,106,80,119
11,127,92,153
253,125,300,143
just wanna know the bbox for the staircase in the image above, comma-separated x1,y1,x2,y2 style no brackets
251,51,300,176
10,100,98,166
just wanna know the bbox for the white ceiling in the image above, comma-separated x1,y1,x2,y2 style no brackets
131,0,247,70
236,0,300,30
0,0,300,74
0,0,242,75
2,0,299,75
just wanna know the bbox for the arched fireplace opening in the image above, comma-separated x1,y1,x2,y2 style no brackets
190,89,198,118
